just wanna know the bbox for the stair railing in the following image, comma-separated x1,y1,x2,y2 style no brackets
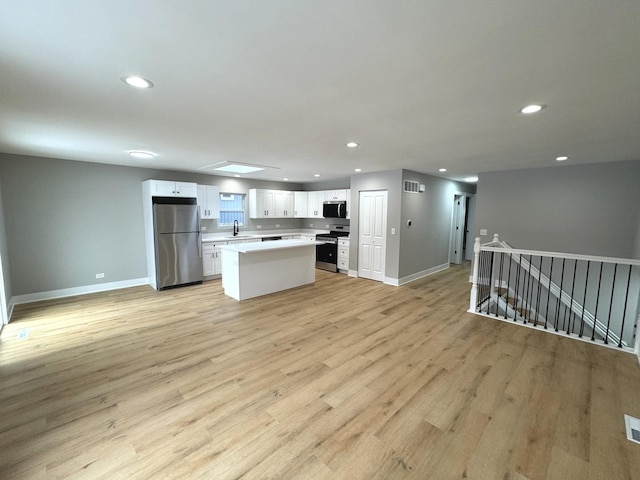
469,235,640,352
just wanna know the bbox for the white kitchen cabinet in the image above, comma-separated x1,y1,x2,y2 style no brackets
275,190,294,217
197,185,220,219
202,241,226,277
337,238,350,273
324,189,348,201
148,180,197,198
307,191,324,218
294,192,308,218
249,189,276,218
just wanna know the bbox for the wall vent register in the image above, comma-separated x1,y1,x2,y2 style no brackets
403,180,420,193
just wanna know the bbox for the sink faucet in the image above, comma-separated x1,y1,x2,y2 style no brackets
233,219,239,236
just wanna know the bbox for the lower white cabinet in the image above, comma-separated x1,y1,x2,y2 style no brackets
337,238,350,272
202,241,226,277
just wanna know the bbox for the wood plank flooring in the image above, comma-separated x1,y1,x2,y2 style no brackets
1,265,639,479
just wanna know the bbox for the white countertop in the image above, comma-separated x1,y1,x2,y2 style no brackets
219,239,321,253
201,229,329,243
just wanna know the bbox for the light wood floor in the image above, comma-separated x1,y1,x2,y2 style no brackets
1,265,640,479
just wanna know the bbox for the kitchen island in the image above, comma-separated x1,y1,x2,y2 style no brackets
220,239,320,301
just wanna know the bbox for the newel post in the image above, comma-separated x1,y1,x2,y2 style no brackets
469,237,481,312
493,233,500,244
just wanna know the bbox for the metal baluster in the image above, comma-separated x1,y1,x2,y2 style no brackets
592,262,604,341
506,251,513,320
522,254,531,324
544,257,554,330
489,251,495,315
554,258,566,332
514,254,522,322
604,263,617,345
536,256,544,326
618,265,633,348
579,261,591,338
527,255,536,324
497,252,504,318
568,259,578,335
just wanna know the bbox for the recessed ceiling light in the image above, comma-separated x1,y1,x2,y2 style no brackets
283,178,289,181
128,150,155,159
346,142,359,148
519,104,546,114
354,168,362,172
121,75,154,89
439,168,447,172
234,174,241,178
464,176,479,183
314,174,321,177
556,155,569,161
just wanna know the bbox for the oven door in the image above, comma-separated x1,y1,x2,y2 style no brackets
316,240,338,272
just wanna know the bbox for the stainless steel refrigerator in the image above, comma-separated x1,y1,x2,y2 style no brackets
153,203,203,289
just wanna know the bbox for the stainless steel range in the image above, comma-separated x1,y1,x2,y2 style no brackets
315,225,350,272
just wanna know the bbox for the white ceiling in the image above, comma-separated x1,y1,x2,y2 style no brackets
1,1,639,183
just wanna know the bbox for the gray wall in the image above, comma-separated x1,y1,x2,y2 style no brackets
0,153,306,296
349,169,403,279
0,184,11,321
348,169,475,281
474,160,640,258
399,171,475,278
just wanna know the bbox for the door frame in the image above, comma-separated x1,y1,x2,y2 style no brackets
449,192,475,264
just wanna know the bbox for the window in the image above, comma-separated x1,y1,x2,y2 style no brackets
218,193,245,227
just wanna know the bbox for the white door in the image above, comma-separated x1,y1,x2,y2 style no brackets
358,190,387,281
450,194,467,264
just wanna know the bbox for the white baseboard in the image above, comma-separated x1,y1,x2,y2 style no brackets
384,263,450,287
348,269,358,277
9,278,149,319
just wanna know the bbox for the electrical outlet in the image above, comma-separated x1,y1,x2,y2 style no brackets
309,223,313,227
96,273,105,279
480,229,488,235
201,226,207,231
391,228,396,235
325,224,329,228
276,224,280,228
257,225,262,229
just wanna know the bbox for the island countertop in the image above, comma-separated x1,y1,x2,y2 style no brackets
219,239,321,253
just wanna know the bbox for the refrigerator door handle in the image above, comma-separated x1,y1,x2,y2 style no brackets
197,210,202,258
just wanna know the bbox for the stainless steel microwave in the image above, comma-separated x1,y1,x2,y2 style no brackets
323,201,347,218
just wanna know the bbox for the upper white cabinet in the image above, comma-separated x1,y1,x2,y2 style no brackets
249,189,276,218
307,191,324,218
250,188,349,219
197,185,220,219
294,192,308,218
275,191,294,217
148,180,197,198
324,189,348,201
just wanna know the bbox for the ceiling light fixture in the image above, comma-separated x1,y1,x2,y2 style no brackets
314,174,321,177
234,175,241,178
556,155,569,161
519,104,546,114
121,75,154,89
346,142,359,148
354,168,362,172
283,178,289,181
128,150,155,159
464,176,479,183
439,168,447,172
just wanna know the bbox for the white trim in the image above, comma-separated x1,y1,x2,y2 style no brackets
468,309,636,355
384,263,450,287
9,278,148,316
481,245,640,267
348,269,358,277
